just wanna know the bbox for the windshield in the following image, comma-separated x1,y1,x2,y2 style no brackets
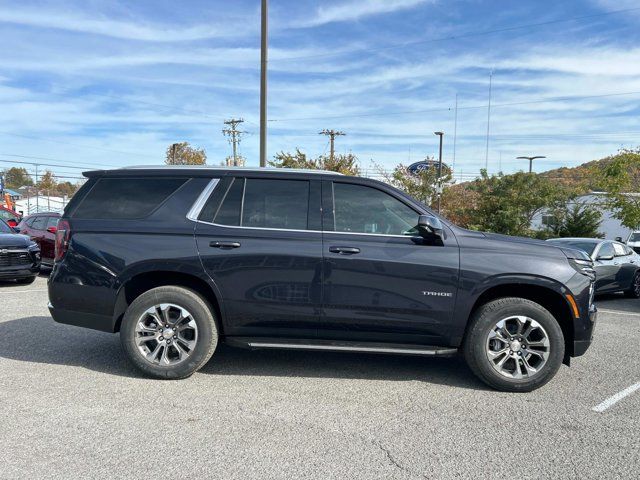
629,233,640,242
548,239,597,256
0,220,13,234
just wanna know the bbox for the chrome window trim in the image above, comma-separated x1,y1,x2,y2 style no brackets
186,177,418,239
186,178,220,222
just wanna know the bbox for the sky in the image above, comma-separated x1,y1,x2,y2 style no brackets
0,0,639,183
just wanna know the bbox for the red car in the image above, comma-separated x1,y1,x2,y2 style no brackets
0,205,21,228
16,212,60,267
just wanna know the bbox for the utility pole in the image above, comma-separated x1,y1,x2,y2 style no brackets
35,163,39,212
434,131,444,214
223,118,245,166
517,155,546,173
485,71,493,171
319,129,345,162
170,143,178,164
259,0,268,167
452,93,458,172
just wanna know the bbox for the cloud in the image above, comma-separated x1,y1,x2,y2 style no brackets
0,6,242,42
297,0,432,28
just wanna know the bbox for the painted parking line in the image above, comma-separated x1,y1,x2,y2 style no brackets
597,309,640,318
593,382,640,413
0,288,48,295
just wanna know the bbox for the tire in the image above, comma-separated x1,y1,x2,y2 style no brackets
463,297,565,392
624,271,640,299
15,276,36,285
120,286,218,379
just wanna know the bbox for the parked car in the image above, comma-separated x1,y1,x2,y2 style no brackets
547,238,640,297
625,231,640,254
48,167,597,392
0,205,21,228
16,212,60,267
0,219,41,284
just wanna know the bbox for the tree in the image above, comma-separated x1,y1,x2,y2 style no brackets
377,158,452,207
56,181,78,198
3,167,34,188
270,149,360,175
467,170,574,237
37,170,57,192
165,142,207,165
596,148,640,230
543,202,602,238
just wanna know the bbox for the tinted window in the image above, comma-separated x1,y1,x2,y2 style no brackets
242,179,309,229
333,183,417,235
73,178,186,219
0,220,12,233
214,178,244,226
598,242,615,259
31,216,47,230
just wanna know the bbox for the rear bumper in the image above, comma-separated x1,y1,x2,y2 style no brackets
48,303,115,333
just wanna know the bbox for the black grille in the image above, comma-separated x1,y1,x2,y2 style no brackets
634,247,640,255
0,250,32,267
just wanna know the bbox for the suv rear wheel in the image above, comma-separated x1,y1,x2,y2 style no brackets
463,297,565,392
120,286,218,379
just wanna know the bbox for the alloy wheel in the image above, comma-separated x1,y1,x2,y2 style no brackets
134,303,198,366
485,315,550,379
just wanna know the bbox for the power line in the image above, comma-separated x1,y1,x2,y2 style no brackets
0,153,122,168
273,7,640,62
268,90,640,122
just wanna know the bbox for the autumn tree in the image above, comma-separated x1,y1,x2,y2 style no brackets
3,167,34,188
466,170,575,237
270,149,360,175
165,142,207,165
596,148,640,230
37,170,57,192
56,181,79,198
377,158,452,207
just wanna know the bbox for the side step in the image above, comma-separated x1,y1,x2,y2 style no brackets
225,337,458,357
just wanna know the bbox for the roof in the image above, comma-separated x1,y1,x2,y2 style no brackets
84,165,345,178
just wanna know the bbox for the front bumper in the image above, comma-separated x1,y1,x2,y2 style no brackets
0,264,40,279
573,305,597,357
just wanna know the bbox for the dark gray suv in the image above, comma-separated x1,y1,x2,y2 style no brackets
48,167,597,391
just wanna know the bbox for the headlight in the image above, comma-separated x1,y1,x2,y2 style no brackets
569,258,596,280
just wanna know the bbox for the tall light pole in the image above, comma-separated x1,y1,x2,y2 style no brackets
259,0,268,167
517,155,546,173
434,131,444,213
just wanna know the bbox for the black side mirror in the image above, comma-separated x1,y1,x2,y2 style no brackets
615,237,622,242
418,214,444,240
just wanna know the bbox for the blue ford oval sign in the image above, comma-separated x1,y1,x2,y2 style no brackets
408,160,439,175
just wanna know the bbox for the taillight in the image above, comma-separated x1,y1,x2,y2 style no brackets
54,219,71,262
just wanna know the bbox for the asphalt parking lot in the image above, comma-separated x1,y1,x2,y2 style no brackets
1,275,638,479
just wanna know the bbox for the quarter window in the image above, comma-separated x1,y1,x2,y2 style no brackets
214,178,310,230
332,183,418,235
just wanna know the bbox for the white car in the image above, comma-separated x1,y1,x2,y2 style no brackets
626,231,640,254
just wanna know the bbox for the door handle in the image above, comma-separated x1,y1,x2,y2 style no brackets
210,241,241,249
329,246,360,255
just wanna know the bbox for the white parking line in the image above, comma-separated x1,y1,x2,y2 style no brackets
0,288,48,294
593,382,640,413
597,309,640,318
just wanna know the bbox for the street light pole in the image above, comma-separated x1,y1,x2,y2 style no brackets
259,0,268,167
434,131,444,213
516,155,546,173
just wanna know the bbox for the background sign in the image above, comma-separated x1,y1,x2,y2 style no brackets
407,159,448,175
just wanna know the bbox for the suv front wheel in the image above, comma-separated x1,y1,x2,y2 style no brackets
463,297,565,392
120,286,218,379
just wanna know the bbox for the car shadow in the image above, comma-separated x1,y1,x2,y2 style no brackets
0,316,487,390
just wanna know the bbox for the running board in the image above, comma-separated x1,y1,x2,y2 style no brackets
225,337,458,357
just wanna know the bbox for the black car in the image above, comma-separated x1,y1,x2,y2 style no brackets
548,238,640,297
0,219,41,284
48,167,597,392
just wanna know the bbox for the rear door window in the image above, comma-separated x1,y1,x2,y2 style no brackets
212,178,310,230
72,177,187,219
598,242,615,259
46,217,59,229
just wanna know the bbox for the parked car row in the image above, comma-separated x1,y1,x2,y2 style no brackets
16,212,60,267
